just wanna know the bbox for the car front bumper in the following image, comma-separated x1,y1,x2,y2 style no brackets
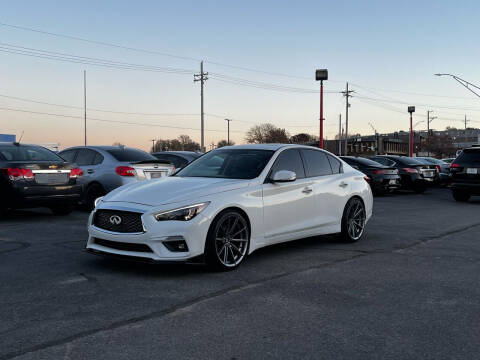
86,202,212,262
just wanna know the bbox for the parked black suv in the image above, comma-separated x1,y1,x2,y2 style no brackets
340,156,401,195
0,143,83,214
369,155,436,193
449,147,480,202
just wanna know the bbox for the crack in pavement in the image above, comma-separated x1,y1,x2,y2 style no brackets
2,222,480,360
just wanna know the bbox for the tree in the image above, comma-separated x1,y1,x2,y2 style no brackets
152,135,200,152
245,123,290,143
217,139,235,148
290,133,316,144
424,133,456,157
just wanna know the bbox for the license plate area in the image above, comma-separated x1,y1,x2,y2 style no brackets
35,173,69,185
466,168,479,174
149,172,165,179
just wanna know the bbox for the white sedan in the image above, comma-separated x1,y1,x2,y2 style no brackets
86,144,373,270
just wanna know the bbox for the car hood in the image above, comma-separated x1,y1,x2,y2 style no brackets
103,176,250,206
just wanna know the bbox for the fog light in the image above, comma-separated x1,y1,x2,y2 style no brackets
163,239,189,252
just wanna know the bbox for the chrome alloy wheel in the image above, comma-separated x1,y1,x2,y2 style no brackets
214,213,249,268
346,199,366,241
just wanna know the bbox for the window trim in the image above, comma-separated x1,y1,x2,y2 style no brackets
299,148,334,178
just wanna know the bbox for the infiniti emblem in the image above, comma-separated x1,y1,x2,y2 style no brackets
109,215,122,225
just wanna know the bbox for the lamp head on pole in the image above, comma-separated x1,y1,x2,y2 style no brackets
408,106,415,114
315,69,328,81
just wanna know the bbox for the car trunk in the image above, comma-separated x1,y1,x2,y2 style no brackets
415,164,437,180
130,160,175,180
8,161,73,186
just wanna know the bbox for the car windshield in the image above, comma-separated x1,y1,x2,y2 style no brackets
107,148,157,162
0,145,63,162
176,149,274,179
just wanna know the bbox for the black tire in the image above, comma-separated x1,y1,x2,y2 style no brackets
452,189,470,202
205,209,250,271
84,183,106,210
50,204,74,216
338,197,366,243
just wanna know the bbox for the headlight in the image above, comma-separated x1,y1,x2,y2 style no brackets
154,202,210,221
94,196,104,208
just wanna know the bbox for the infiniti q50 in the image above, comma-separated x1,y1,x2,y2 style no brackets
86,144,373,270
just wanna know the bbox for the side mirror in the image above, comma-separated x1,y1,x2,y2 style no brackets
271,170,296,183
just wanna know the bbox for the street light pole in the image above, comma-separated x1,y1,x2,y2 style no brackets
408,106,415,157
315,69,328,149
225,118,232,145
435,73,480,98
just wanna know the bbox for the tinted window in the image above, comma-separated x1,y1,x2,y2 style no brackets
75,149,97,166
107,148,156,162
456,149,480,164
93,152,104,165
0,145,63,161
301,149,332,177
327,154,342,174
342,157,384,167
59,149,77,162
372,157,394,166
155,154,188,168
270,149,305,179
177,149,274,179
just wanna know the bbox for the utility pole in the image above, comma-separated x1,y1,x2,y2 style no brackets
83,70,87,146
426,111,436,156
194,61,208,152
368,122,378,155
338,114,342,155
342,82,354,155
150,139,156,152
465,114,468,130
225,118,232,145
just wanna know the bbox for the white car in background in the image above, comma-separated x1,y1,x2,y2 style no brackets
86,144,373,270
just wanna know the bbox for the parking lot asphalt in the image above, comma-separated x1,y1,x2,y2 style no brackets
1,188,479,360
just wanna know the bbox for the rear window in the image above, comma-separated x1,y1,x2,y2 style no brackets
107,148,156,162
456,149,480,164
0,145,63,162
343,157,384,167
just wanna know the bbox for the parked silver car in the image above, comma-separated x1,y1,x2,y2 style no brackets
59,145,174,209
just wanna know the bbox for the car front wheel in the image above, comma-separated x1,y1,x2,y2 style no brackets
205,210,250,271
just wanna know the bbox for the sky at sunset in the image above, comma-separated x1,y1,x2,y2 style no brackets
1,0,479,151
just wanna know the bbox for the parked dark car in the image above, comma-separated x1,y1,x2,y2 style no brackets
59,146,174,209
449,147,480,202
340,156,401,195
0,142,82,215
152,151,202,170
369,155,436,193
416,157,450,185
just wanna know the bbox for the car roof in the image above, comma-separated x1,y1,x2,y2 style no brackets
153,151,200,156
218,143,318,151
60,145,143,152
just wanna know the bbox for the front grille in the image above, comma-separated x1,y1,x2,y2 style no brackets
93,210,144,233
93,238,152,253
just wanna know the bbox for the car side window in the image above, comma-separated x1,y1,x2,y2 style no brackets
93,152,104,165
59,150,77,163
300,149,332,177
327,154,342,174
372,157,388,166
75,149,97,166
269,149,305,180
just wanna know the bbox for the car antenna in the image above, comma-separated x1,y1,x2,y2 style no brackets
18,130,24,143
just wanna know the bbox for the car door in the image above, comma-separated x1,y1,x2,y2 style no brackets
262,148,316,244
301,149,346,230
74,149,103,186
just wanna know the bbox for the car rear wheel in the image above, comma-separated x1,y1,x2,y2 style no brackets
85,183,106,210
50,204,74,216
205,210,250,271
339,197,366,242
452,189,470,202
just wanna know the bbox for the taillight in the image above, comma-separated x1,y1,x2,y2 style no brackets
372,169,387,175
436,165,441,173
364,176,371,183
115,166,136,177
450,163,460,168
402,168,418,174
4,168,34,181
70,168,83,178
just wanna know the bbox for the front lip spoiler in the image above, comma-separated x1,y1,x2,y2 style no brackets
85,248,204,265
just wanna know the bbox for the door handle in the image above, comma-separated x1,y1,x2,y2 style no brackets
87,169,95,174
339,182,348,188
302,187,313,194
